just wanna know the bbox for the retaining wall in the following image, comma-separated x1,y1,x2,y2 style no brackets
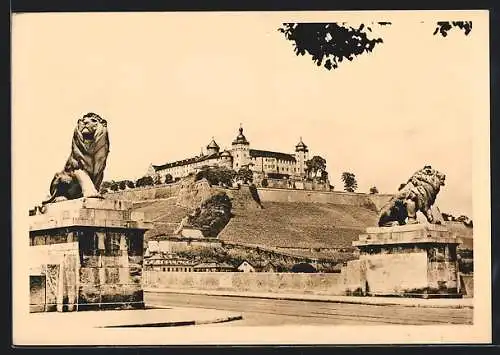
256,188,392,211
105,183,182,201
144,271,346,295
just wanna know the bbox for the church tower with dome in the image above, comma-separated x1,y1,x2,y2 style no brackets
294,137,309,178
231,125,251,171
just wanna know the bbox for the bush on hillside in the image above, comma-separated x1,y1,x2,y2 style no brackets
164,174,173,184
188,192,233,237
136,175,155,188
195,166,236,187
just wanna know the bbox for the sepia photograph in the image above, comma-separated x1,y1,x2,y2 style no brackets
12,10,491,345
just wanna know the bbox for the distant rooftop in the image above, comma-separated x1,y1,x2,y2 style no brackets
250,149,296,162
152,152,220,171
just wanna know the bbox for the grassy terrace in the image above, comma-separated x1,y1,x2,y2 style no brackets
218,201,378,249
132,198,189,239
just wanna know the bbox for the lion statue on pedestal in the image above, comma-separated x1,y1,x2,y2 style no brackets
378,165,446,227
41,112,110,206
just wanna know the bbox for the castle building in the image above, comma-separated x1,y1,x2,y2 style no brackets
147,126,311,181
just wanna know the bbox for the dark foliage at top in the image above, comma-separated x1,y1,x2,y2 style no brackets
433,21,472,37
278,22,386,70
279,21,471,70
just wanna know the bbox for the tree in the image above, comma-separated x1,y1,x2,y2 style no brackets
154,173,163,185
118,180,127,190
279,21,471,71
109,182,119,191
164,173,173,184
320,170,329,183
188,192,233,237
369,186,379,194
136,175,154,188
101,180,114,190
236,167,254,184
305,156,327,180
441,212,454,221
341,172,358,192
456,215,473,228
433,21,472,37
291,263,317,273
195,166,236,187
278,23,386,71
126,180,135,189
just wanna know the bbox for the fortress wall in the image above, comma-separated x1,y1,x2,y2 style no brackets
144,271,346,295
256,187,392,210
106,181,393,211
105,183,182,201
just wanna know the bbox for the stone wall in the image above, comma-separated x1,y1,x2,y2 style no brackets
152,239,223,253
144,271,345,295
256,187,392,211
106,180,393,212
105,182,182,201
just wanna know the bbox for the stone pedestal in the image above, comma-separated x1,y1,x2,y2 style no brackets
352,224,461,297
29,198,152,312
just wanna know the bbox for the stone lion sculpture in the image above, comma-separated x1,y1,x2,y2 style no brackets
42,112,110,205
378,165,446,227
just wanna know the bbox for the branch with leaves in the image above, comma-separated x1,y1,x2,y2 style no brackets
433,21,472,37
279,21,472,71
278,22,388,70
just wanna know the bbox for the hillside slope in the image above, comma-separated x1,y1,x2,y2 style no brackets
132,198,189,240
218,201,378,249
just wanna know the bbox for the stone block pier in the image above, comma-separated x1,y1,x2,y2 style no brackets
28,198,152,312
350,223,462,297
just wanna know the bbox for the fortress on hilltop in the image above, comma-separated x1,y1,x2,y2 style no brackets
146,125,313,181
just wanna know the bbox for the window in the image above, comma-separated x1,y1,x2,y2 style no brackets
163,267,166,272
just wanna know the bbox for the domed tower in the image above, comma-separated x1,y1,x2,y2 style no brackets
231,125,250,170
295,137,309,177
206,137,220,155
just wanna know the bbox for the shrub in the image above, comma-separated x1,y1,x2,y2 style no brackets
164,174,173,184
195,166,236,187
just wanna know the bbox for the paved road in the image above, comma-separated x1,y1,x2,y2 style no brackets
145,292,473,326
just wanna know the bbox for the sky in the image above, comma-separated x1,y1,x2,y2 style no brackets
12,11,489,217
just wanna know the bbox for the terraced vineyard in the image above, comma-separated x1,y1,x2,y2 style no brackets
132,198,189,240
218,201,378,249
